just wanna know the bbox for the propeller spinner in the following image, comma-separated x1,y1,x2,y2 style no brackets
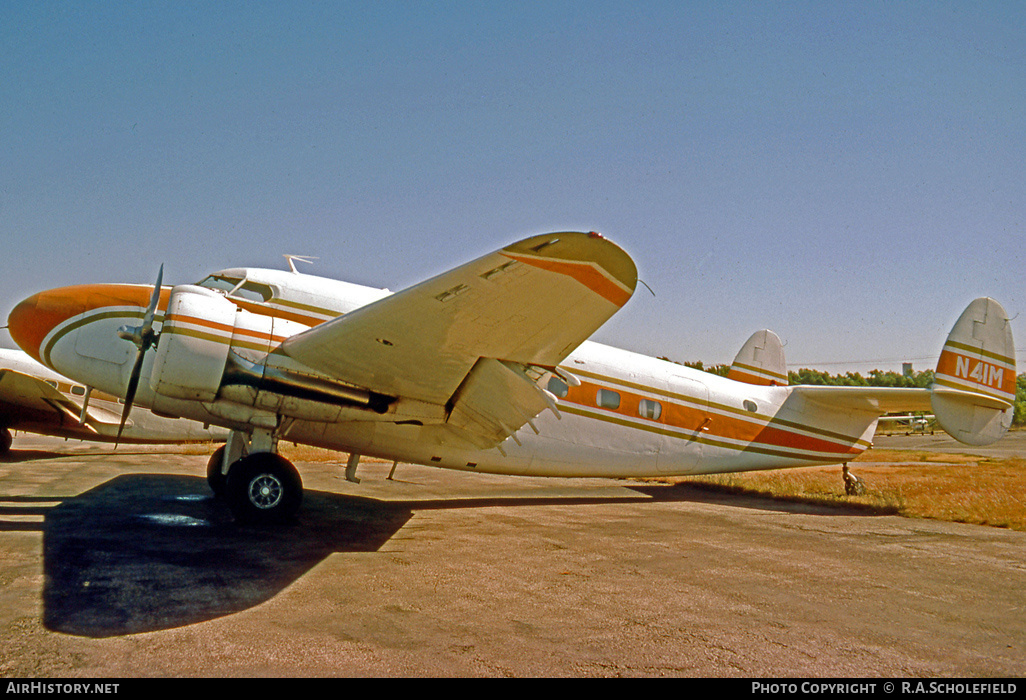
115,265,164,445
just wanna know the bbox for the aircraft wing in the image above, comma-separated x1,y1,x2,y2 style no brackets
0,367,121,432
282,232,638,447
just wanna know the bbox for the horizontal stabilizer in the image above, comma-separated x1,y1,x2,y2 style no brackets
789,385,933,415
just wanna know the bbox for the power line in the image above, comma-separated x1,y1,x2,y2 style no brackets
788,356,938,369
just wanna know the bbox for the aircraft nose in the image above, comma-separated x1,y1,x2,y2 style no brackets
7,289,84,366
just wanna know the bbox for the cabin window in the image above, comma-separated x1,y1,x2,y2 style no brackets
546,376,569,398
638,398,662,420
743,400,758,413
596,388,620,410
71,385,86,396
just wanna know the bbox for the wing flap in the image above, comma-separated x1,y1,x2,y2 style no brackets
444,359,555,449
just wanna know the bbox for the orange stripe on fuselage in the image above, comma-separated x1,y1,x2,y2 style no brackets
503,253,633,307
563,380,864,458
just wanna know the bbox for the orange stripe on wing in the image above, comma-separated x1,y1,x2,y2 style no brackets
503,253,633,307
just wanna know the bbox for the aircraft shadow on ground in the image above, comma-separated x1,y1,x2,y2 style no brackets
41,474,413,638
31,473,876,638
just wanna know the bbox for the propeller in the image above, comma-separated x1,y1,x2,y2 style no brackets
115,265,164,445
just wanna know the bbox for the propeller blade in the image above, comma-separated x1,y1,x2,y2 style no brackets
116,347,147,446
116,265,164,447
141,264,164,338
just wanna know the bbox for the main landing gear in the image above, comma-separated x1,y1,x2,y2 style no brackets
207,430,303,525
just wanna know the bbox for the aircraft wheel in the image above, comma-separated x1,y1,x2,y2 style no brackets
0,429,11,455
226,452,303,525
206,446,227,497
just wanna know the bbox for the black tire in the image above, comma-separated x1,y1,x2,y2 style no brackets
206,446,227,497
225,452,303,525
0,429,11,455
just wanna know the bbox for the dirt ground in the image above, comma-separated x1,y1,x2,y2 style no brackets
0,434,1024,677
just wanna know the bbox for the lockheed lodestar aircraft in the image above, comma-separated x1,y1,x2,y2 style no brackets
0,347,225,453
6,232,1017,524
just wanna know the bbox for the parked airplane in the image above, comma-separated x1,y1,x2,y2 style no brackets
6,232,1017,523
0,347,225,454
877,413,936,434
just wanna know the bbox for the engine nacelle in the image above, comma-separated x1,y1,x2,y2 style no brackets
150,285,237,401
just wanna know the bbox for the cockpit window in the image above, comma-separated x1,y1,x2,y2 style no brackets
196,275,274,302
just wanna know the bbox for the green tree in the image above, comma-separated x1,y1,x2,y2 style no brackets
1015,373,1026,427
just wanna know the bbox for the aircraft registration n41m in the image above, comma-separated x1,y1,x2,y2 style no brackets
7,232,1017,524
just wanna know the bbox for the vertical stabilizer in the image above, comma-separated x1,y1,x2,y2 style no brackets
931,298,1016,445
726,330,788,386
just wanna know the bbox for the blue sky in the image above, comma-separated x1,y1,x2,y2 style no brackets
2,1,1023,374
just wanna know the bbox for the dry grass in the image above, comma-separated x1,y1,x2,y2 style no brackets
679,451,1026,531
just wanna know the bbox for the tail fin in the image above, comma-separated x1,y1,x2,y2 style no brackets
931,298,1017,445
727,330,788,386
